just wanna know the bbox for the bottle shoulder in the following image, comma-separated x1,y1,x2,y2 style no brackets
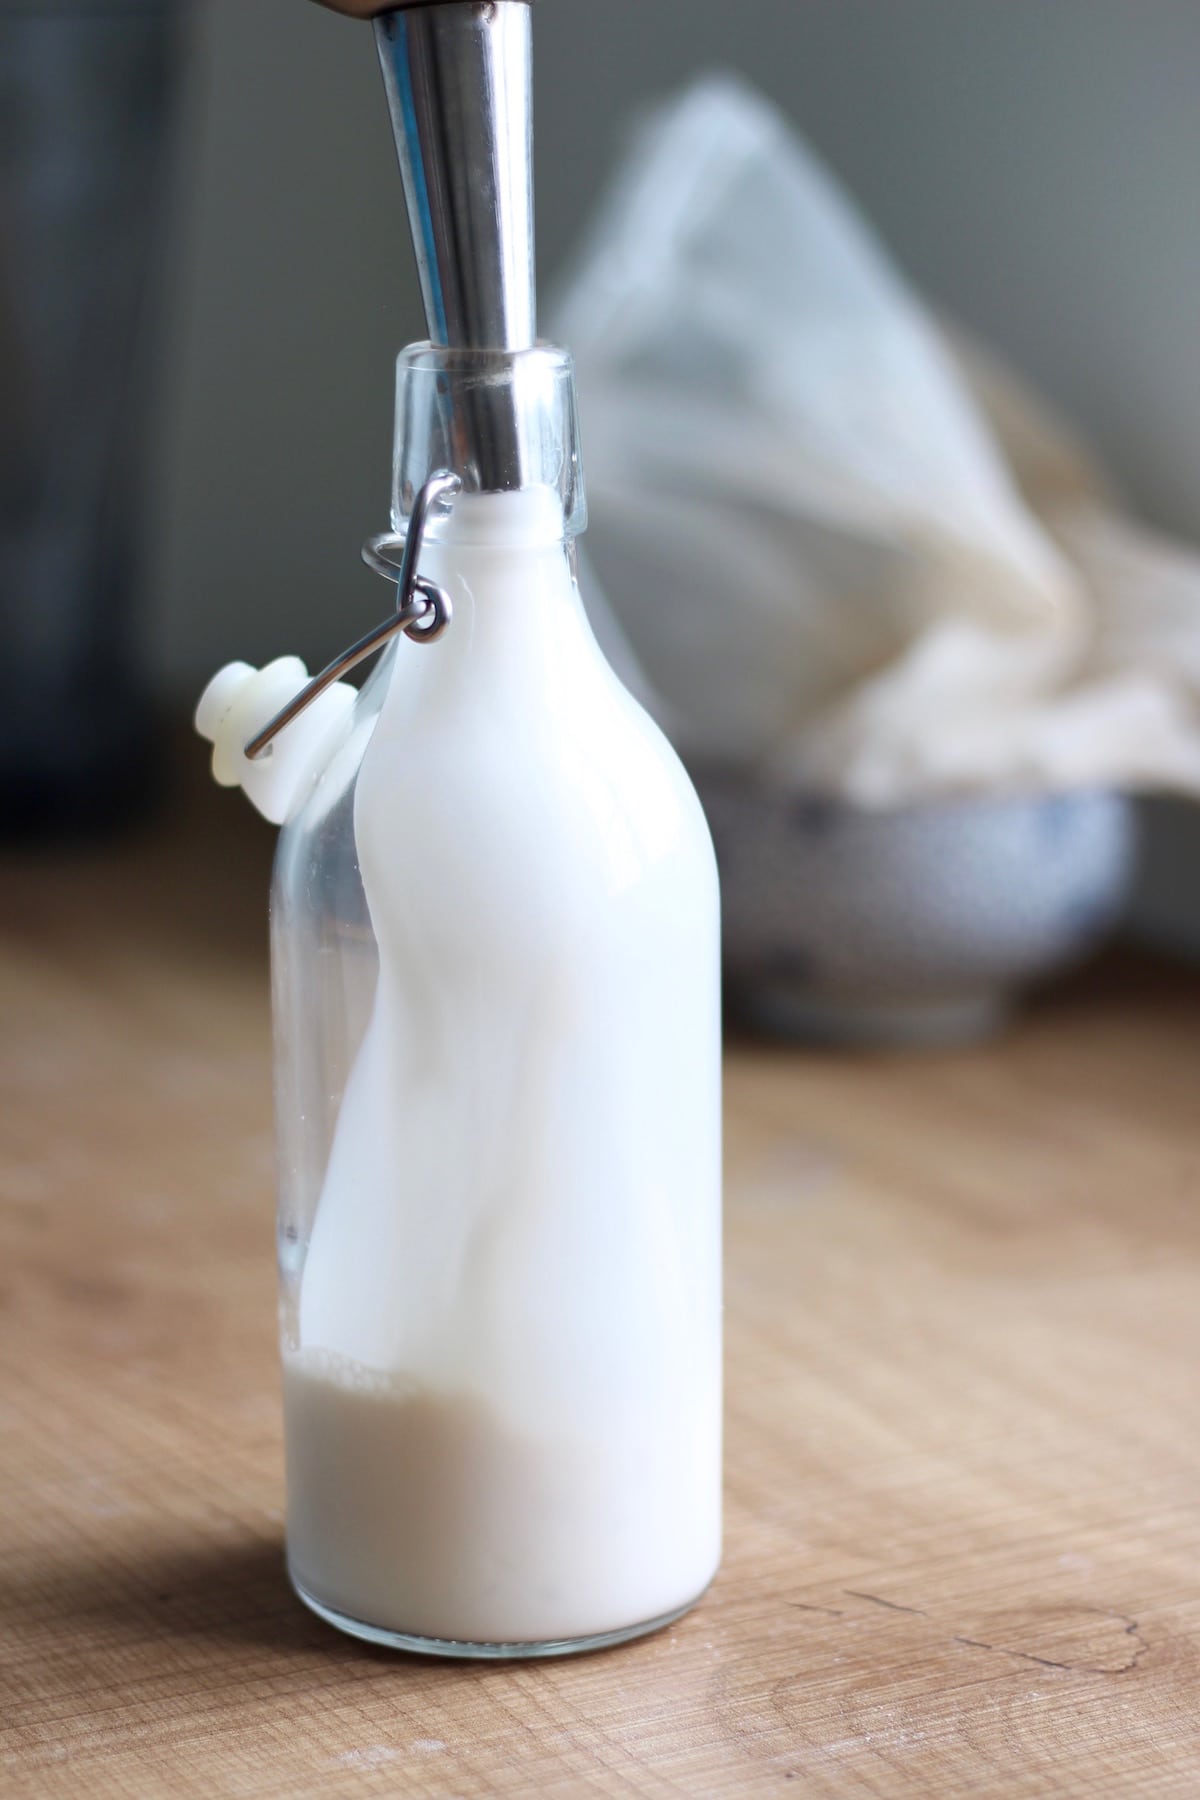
278,583,718,910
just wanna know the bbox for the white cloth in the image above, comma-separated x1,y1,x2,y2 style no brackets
555,76,1200,803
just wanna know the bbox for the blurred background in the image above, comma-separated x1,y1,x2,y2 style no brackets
5,0,1200,1030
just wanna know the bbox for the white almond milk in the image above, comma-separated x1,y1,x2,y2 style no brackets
285,489,722,1646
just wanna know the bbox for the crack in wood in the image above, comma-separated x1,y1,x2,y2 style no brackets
953,1613,1144,1676
843,1591,928,1617
833,1592,1146,1675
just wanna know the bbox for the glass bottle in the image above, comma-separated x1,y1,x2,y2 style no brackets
223,343,722,1657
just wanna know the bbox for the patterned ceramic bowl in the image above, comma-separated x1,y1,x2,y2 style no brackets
694,773,1137,1045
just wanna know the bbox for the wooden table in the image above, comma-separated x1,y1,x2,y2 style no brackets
3,775,1199,1798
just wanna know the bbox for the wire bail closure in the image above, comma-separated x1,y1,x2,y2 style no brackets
244,470,461,762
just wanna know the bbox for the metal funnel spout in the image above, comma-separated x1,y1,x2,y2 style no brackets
374,1,535,354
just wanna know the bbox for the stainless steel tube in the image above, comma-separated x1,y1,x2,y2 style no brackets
374,2,535,353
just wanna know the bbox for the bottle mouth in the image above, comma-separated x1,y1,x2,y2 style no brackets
391,342,587,538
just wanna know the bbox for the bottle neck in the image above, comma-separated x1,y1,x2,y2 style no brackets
369,486,583,742
417,490,579,657
390,343,587,538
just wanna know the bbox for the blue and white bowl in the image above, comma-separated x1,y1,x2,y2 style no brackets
694,773,1137,1045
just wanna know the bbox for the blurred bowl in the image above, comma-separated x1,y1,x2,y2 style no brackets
694,773,1137,1046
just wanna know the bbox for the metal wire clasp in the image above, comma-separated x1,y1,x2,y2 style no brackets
244,470,461,761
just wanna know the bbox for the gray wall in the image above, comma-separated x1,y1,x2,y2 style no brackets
151,0,1200,945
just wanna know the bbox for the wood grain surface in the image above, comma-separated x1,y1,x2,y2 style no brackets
2,772,1199,1797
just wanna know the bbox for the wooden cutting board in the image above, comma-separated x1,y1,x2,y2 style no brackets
2,775,1198,1797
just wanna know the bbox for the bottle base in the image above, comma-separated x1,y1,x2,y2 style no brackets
289,1570,705,1660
